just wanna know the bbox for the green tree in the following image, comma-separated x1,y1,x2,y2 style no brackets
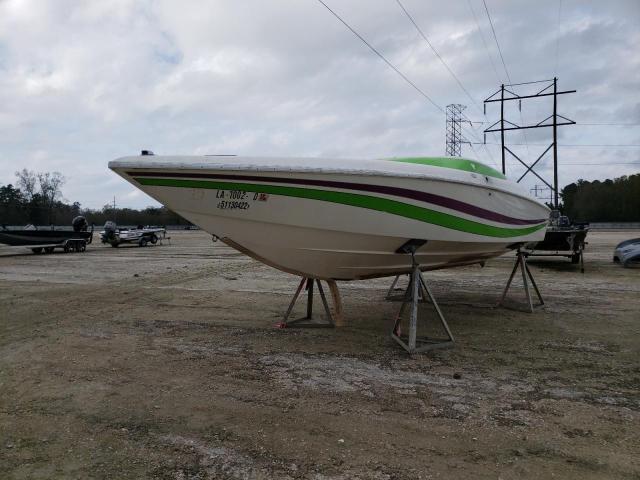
560,174,640,222
0,184,25,225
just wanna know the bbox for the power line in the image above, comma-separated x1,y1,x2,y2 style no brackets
467,0,501,84
395,0,481,114
461,118,640,126
462,120,497,168
314,1,502,167
482,0,511,84
520,162,640,166
479,142,640,147
480,121,640,126
393,0,501,165
315,1,500,167
395,0,500,170
507,79,554,86
462,0,508,164
315,0,443,113
481,0,532,162
561,162,640,165
577,123,640,126
468,142,487,165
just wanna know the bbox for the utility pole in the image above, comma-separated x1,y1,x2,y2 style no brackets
445,104,470,157
483,77,575,209
552,78,559,207
500,84,505,173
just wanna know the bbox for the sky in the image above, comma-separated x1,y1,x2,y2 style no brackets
1,0,638,209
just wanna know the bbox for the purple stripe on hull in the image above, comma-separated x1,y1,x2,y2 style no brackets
126,171,547,226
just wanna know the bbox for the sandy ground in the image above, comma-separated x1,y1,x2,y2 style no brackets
0,230,639,479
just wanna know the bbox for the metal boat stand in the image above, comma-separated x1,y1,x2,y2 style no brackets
385,274,427,302
391,254,454,354
498,249,544,313
278,277,341,328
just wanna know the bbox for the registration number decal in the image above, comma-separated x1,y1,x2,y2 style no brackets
215,190,269,210
217,200,250,210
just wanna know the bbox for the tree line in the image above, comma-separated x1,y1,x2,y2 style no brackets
1,169,191,228
560,174,640,222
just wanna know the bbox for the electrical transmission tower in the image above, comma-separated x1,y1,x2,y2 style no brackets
445,104,470,157
530,184,552,204
483,77,576,208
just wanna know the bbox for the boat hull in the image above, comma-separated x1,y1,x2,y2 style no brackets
110,156,549,280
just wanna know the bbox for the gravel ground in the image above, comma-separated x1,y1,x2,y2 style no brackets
0,230,638,479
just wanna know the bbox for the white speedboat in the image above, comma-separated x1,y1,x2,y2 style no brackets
109,154,548,280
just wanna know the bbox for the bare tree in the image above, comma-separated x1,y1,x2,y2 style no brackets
15,169,38,201
37,172,66,224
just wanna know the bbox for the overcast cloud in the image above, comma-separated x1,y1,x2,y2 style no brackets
1,0,638,209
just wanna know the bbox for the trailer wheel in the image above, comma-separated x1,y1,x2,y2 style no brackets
31,247,43,254
150,234,158,244
111,242,119,248
139,238,148,247
79,242,86,252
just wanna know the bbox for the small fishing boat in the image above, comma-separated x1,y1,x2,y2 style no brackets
0,217,93,253
99,221,167,247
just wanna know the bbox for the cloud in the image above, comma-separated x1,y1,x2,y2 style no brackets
0,0,638,208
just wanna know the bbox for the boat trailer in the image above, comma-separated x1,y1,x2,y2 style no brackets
524,212,589,273
30,237,92,254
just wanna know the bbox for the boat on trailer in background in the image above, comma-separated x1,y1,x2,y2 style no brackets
525,210,589,272
99,221,167,248
109,151,549,352
0,216,93,254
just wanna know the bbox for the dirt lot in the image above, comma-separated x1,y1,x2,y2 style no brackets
1,230,638,479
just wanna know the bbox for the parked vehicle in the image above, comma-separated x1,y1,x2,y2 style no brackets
613,238,640,268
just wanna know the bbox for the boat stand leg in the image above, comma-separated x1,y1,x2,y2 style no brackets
385,274,427,302
391,256,454,354
282,277,306,322
498,250,544,313
327,280,344,327
385,275,401,300
520,253,534,312
279,277,335,328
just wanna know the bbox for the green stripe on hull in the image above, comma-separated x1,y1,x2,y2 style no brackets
134,177,545,238
389,157,506,180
